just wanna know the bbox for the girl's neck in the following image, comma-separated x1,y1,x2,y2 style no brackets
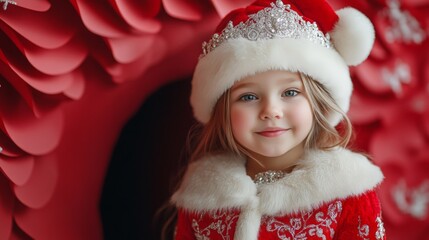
245,143,305,178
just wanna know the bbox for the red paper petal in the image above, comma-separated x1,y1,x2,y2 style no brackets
379,162,409,225
423,110,429,137
355,60,405,95
379,155,429,226
14,154,57,209
158,16,219,57
211,0,253,18
1,104,63,155
0,155,34,186
422,55,429,135
355,61,392,94
113,0,161,17
373,2,427,51
74,0,130,38
111,0,162,33
348,91,386,124
369,38,389,60
161,20,204,53
404,0,429,5
162,0,203,21
355,53,419,97
8,225,33,240
370,114,425,165
63,69,86,100
408,92,428,113
14,0,51,12
110,41,167,83
107,35,158,64
0,3,77,49
0,176,14,240
9,62,74,95
0,54,37,109
0,131,25,157
23,36,88,75
104,63,123,78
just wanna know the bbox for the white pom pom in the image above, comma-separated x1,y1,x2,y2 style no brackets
331,8,375,66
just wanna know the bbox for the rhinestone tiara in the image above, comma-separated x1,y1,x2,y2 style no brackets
201,0,333,57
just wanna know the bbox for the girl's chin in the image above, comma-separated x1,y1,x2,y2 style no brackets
252,150,289,158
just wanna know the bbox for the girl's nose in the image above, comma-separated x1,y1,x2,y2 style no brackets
259,99,283,120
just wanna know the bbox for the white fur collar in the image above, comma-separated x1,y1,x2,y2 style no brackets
171,148,383,216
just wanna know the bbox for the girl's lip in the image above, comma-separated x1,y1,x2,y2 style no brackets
256,128,288,137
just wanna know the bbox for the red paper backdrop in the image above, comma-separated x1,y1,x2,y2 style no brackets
0,0,428,239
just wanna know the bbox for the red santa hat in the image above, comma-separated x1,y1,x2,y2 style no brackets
190,0,375,126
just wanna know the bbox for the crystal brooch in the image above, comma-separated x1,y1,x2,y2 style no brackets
253,170,287,185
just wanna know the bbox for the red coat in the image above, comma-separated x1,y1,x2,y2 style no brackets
172,148,386,240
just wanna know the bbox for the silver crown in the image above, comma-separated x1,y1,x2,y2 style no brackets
201,0,333,57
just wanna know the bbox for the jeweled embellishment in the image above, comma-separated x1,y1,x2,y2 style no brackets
201,0,333,57
264,201,343,239
254,170,287,184
375,216,385,240
357,216,369,239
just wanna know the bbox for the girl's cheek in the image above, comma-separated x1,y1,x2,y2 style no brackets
231,107,251,128
231,108,244,126
290,101,313,124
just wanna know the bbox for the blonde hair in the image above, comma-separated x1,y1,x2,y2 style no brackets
189,72,353,162
300,73,353,149
189,89,243,162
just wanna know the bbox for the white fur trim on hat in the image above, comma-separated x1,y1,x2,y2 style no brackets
191,37,352,126
332,8,375,66
190,7,375,126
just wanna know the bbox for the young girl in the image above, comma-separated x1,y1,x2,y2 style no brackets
171,0,386,239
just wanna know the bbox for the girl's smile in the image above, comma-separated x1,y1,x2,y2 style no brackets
255,127,290,137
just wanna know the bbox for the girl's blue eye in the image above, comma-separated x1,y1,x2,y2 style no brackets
239,94,258,101
282,90,299,97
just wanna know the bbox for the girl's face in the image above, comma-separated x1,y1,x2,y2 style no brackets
229,70,313,159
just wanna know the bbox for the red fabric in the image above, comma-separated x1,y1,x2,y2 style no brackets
215,0,339,34
175,190,386,239
335,190,385,239
292,0,338,33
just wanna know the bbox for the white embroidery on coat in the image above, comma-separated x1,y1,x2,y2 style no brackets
191,211,238,240
375,216,385,240
358,215,386,240
264,201,342,239
357,216,369,240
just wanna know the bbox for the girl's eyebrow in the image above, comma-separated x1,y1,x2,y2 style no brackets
282,77,302,84
231,82,255,92
232,77,302,92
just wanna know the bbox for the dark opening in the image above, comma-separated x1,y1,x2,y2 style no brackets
100,78,194,240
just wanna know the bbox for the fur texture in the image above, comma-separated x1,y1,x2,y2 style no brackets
332,8,375,66
190,5,375,127
191,37,352,126
172,148,384,216
234,206,261,240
